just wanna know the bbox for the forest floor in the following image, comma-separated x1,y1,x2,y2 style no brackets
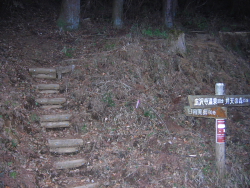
0,5,250,188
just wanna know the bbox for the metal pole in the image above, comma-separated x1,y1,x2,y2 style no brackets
215,83,226,176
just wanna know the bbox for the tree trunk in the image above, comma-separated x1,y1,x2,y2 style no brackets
163,0,177,28
173,0,178,17
112,0,124,28
57,0,80,30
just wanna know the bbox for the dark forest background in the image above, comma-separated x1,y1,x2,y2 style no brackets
1,0,250,22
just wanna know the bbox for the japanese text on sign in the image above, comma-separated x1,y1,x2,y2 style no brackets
194,97,248,106
184,107,227,118
194,98,223,106
187,108,216,116
188,95,250,108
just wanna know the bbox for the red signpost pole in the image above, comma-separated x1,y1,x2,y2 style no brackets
215,83,226,176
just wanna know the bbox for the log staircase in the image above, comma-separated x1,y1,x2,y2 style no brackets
28,66,99,188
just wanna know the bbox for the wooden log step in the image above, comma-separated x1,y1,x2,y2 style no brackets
32,73,56,79
41,121,70,128
48,139,83,148
39,90,59,94
40,105,62,109
36,98,66,105
35,84,60,90
73,183,100,188
29,68,56,74
40,114,72,122
50,147,79,154
54,159,85,169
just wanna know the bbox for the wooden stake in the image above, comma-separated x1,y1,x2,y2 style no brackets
215,83,226,177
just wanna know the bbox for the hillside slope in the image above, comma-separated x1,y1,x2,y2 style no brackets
0,9,250,188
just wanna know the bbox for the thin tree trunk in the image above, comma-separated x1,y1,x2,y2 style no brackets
57,0,80,30
173,0,178,17
163,0,175,28
112,0,124,28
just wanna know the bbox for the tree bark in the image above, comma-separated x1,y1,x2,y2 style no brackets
112,0,124,28
173,0,178,17
57,0,80,30
163,0,177,28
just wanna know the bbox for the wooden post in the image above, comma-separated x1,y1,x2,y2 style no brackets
215,83,226,176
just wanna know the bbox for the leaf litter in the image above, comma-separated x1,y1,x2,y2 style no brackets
0,5,250,188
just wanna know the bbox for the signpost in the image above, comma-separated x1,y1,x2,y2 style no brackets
185,83,250,177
